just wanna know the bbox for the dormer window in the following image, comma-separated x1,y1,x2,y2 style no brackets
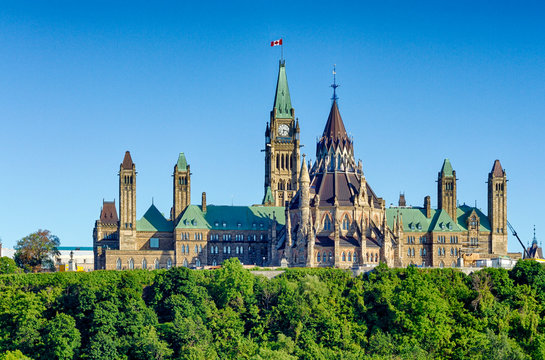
417,223,422,230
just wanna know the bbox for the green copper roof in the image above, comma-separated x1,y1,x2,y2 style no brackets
457,205,491,232
176,153,187,171
136,204,174,232
174,204,285,231
386,205,491,233
262,186,274,205
273,61,293,119
176,205,211,230
441,159,454,176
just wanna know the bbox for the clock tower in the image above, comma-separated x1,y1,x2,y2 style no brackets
263,60,300,207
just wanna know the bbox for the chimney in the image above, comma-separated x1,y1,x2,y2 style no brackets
424,196,431,218
398,193,406,207
202,192,207,213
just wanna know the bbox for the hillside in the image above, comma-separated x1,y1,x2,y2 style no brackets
1,260,544,359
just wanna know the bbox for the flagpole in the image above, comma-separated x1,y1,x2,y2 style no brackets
281,40,283,61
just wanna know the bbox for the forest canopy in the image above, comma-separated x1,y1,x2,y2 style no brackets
1,259,545,359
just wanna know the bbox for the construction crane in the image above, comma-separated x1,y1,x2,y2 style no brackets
507,221,530,258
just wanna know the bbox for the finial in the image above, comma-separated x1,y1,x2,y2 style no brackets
152,197,154,205
331,64,339,101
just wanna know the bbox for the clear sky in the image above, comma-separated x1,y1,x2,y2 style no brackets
0,1,544,253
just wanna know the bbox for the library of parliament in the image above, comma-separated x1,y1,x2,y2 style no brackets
93,61,510,270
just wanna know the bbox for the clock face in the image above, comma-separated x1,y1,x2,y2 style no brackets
278,124,289,137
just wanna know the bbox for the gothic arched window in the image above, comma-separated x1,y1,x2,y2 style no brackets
323,215,332,231
167,258,172,269
348,252,352,261
128,258,134,270
342,252,346,261
154,259,159,270
116,258,122,270
142,258,147,270
183,258,188,267
342,215,350,230
317,252,321,262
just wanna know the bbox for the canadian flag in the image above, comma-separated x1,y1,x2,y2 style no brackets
270,38,283,47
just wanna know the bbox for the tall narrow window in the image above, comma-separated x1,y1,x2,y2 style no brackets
116,258,122,270
142,259,147,270
342,252,346,261
154,259,159,270
167,258,172,269
129,258,134,270
317,252,321,262
324,216,332,231
342,216,350,230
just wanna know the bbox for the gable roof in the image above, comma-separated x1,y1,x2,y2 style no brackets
457,205,491,232
174,205,286,231
100,201,118,224
386,205,491,233
176,205,210,230
136,204,173,232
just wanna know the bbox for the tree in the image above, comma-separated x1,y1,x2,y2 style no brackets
42,313,81,360
0,257,21,274
14,229,60,272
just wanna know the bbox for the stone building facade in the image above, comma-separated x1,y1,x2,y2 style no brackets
93,60,511,270
94,151,284,270
386,159,508,267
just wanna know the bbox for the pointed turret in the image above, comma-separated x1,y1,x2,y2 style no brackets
322,100,348,142
173,152,191,222
273,60,293,119
438,159,457,221
122,151,134,170
488,159,507,254
440,158,454,176
300,156,310,185
491,159,504,177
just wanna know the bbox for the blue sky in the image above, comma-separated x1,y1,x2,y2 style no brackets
0,1,543,252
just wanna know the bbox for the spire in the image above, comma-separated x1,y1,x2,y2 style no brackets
331,64,339,101
273,61,293,118
491,159,504,177
299,154,310,184
262,186,274,205
322,100,348,142
122,151,134,170
176,153,188,171
440,158,454,176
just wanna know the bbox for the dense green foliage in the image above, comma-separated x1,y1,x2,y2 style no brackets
0,257,21,274
1,259,545,359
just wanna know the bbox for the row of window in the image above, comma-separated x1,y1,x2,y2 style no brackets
180,244,203,254
276,153,294,171
470,237,479,246
117,257,171,270
322,215,353,231
122,175,134,184
180,233,268,241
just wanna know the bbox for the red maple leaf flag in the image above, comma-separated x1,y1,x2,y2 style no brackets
271,38,283,47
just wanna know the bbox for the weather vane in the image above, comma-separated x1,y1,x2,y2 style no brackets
331,64,339,101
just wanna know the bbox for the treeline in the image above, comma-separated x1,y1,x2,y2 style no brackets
1,259,545,360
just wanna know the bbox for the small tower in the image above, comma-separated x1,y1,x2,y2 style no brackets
173,153,191,223
264,60,301,207
438,159,457,222
119,151,137,250
488,159,507,254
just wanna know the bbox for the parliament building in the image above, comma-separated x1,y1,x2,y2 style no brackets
93,61,509,270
